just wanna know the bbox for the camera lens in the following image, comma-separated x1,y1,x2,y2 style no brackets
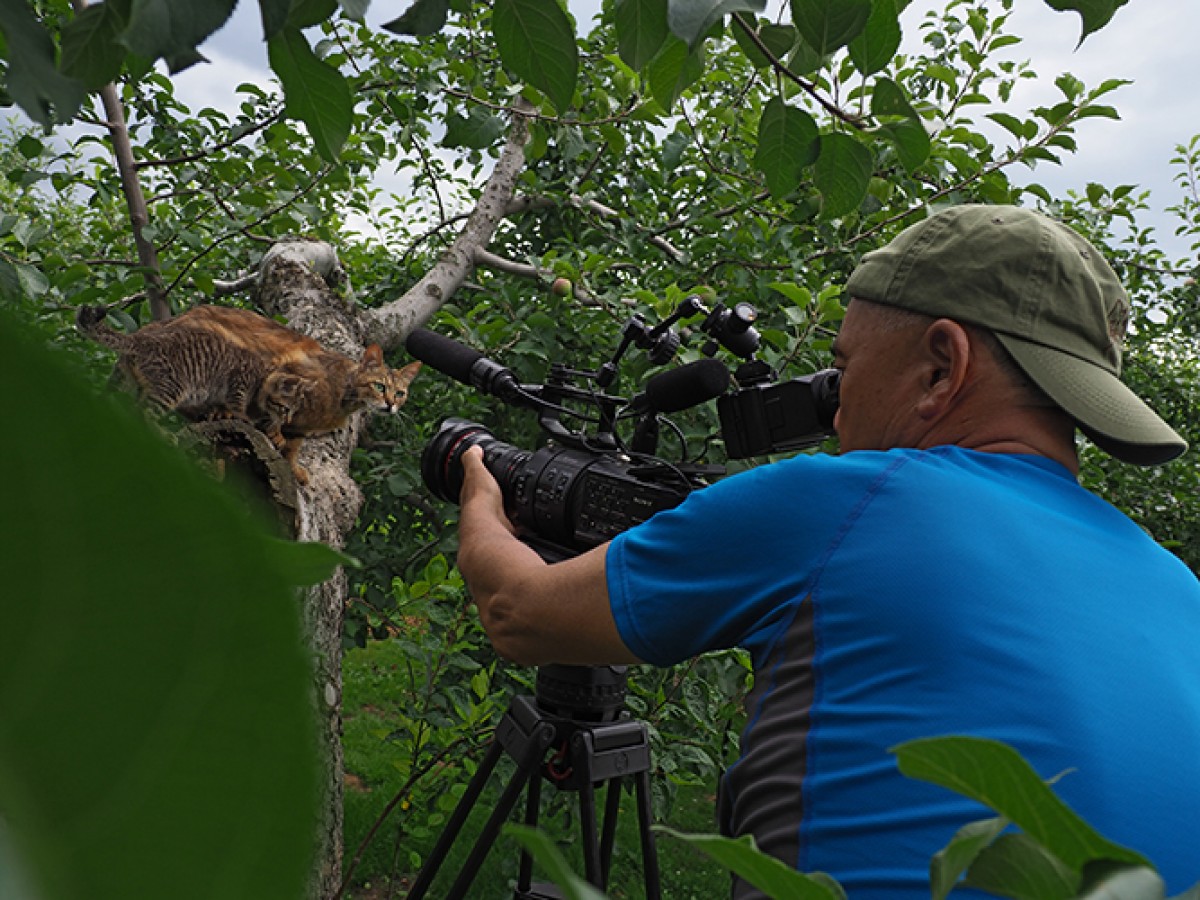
420,417,530,504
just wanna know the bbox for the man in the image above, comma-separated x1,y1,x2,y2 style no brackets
455,205,1200,896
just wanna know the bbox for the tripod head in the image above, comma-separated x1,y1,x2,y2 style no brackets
534,664,628,723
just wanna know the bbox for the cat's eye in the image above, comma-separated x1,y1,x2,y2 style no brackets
373,382,386,392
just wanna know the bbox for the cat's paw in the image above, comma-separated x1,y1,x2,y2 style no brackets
292,463,311,486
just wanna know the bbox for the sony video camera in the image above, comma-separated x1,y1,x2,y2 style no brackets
408,295,841,560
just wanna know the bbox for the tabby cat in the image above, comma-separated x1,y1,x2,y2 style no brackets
76,305,421,484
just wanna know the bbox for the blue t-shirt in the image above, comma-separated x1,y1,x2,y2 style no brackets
606,447,1200,897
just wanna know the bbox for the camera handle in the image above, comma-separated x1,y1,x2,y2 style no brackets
406,686,662,899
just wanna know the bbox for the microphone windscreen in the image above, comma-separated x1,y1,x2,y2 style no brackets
643,358,730,413
405,328,482,386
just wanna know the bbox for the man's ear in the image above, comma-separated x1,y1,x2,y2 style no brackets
916,319,972,419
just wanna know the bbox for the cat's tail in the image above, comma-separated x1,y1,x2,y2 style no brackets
76,306,131,349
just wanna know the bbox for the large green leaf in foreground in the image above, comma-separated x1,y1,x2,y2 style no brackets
0,313,320,900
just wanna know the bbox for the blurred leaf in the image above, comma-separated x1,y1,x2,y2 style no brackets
1078,861,1165,899
0,0,88,125
0,309,318,900
930,817,1009,900
964,833,1081,899
267,25,353,161
263,538,359,586
504,826,609,899
492,0,578,114
893,737,1151,871
658,828,847,898
60,2,127,88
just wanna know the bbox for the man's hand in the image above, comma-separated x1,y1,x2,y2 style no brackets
459,444,515,535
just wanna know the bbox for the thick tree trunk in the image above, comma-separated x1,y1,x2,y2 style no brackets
248,101,533,899
254,240,365,900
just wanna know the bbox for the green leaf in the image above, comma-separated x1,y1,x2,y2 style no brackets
871,77,929,171
442,105,506,149
60,2,128,89
15,135,43,159
615,0,669,70
987,111,1031,141
645,34,704,112
492,0,578,114
262,538,358,587
382,0,450,36
964,833,1081,899
848,0,899,77
892,737,1151,872
1042,0,1130,45
657,828,847,898
338,0,369,22
0,257,22,301
930,817,1009,900
504,826,609,900
753,97,819,199
0,0,88,125
267,25,353,161
666,0,765,48
14,262,48,297
257,0,294,39
732,18,797,69
813,132,872,219
0,309,318,900
1079,861,1166,899
790,0,871,57
286,0,338,29
121,0,238,73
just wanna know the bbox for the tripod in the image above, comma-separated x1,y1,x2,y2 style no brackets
407,665,662,899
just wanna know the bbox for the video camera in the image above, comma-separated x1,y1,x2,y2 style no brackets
408,295,840,560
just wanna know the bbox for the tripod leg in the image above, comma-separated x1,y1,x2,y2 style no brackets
443,719,558,900
407,737,506,899
515,760,544,894
634,769,662,900
598,776,623,888
578,776,603,885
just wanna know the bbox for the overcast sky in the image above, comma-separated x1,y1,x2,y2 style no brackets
167,0,1199,262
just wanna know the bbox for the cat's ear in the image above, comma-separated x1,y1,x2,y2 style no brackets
398,361,421,383
362,344,384,365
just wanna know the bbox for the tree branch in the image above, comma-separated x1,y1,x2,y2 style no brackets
730,13,865,131
362,101,536,350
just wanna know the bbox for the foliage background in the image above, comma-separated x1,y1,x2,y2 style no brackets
1,0,1197,896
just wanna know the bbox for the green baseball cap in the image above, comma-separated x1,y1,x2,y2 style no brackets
845,204,1186,465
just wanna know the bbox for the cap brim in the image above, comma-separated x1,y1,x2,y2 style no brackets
995,334,1188,466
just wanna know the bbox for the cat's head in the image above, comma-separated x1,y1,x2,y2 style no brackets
353,345,421,414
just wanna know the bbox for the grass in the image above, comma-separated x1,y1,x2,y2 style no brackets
341,639,731,898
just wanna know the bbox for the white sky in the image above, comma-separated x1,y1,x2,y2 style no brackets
157,0,1200,263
